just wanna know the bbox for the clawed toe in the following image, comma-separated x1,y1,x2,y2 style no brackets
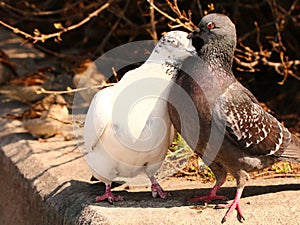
237,213,245,223
150,176,170,199
189,194,227,203
95,183,124,204
95,193,124,204
151,183,170,199
217,200,245,223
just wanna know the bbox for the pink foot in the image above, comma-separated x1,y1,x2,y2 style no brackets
150,176,170,199
189,182,227,203
95,183,124,204
151,183,171,198
189,194,227,203
215,189,245,223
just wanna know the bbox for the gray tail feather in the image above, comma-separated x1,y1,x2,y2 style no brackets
278,134,300,163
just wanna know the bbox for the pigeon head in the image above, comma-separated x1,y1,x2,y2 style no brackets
188,13,237,54
150,31,196,63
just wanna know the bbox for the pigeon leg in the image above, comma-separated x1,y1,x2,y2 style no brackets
189,163,227,203
216,188,245,223
95,183,124,204
149,176,170,198
188,180,227,203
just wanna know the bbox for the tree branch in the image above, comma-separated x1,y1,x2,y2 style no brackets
0,2,110,43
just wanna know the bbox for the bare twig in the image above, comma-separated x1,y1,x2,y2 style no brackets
0,0,82,16
95,0,130,54
0,2,110,43
48,115,73,125
35,82,115,95
107,5,163,31
148,0,158,41
253,22,261,53
112,67,119,82
262,58,300,84
146,0,196,31
235,40,300,82
196,0,204,18
238,21,274,43
222,0,267,9
267,0,286,51
166,0,197,29
276,0,299,29
234,18,300,83
234,56,258,73
1,1,104,24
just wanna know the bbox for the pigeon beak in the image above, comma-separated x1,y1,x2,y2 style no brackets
187,27,203,54
186,39,197,56
187,27,200,39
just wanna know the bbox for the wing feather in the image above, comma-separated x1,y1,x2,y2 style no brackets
84,87,113,151
213,82,291,156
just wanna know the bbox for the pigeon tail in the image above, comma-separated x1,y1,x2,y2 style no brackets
278,134,300,163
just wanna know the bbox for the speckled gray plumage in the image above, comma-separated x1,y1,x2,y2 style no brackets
168,13,300,223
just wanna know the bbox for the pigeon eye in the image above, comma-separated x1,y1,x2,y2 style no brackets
207,22,215,29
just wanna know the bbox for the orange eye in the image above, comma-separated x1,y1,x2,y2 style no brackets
207,22,215,29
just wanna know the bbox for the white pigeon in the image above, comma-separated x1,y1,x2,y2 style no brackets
84,31,196,203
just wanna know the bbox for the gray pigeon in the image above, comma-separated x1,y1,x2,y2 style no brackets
168,13,300,223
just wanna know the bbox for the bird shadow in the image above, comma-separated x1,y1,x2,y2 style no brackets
46,179,300,211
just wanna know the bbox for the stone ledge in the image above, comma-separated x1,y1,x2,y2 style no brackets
1,128,300,225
